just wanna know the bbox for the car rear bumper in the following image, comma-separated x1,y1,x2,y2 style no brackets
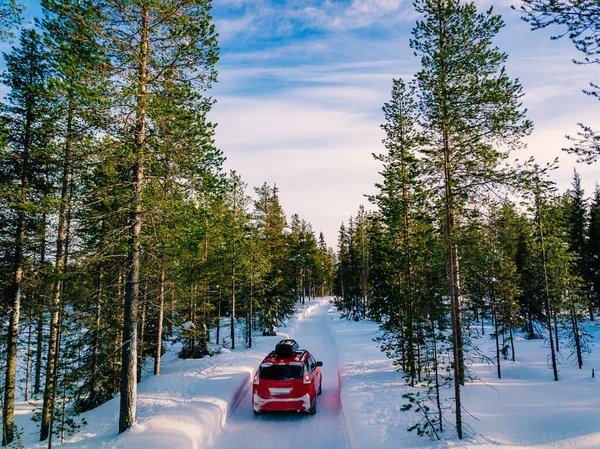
252,392,311,412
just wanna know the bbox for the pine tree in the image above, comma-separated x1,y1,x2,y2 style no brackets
411,0,532,438
0,0,23,41
52,0,220,432
39,0,107,439
1,28,54,446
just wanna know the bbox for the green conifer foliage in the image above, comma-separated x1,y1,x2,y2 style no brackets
411,0,532,437
589,185,600,309
1,29,54,446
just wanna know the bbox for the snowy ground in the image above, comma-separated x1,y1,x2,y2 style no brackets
11,301,322,448
9,299,600,448
328,308,600,449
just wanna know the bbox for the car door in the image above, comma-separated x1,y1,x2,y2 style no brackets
307,354,320,385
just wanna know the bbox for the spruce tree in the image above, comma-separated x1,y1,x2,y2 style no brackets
253,183,294,335
589,185,600,311
372,78,428,385
565,170,591,317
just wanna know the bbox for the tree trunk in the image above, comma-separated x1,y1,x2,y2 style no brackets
34,308,44,396
509,323,515,362
553,305,560,353
119,4,148,432
493,304,501,379
216,291,221,345
248,251,253,349
3,214,24,446
47,302,65,449
538,193,558,381
34,213,48,397
25,303,33,401
155,269,165,375
443,131,463,438
430,315,443,433
90,267,103,403
167,287,175,339
402,151,416,386
570,298,583,369
138,296,147,382
231,188,237,350
3,108,31,445
41,95,73,442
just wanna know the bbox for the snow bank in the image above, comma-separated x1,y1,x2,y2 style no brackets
327,308,411,449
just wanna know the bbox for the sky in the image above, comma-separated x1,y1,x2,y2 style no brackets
10,0,600,247
208,0,600,246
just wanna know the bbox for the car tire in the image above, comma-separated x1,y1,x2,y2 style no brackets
318,381,322,395
253,409,261,416
308,395,317,415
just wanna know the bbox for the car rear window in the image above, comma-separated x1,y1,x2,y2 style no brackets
260,364,303,380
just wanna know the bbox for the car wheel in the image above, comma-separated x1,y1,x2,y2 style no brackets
253,409,261,416
318,381,322,395
308,395,317,415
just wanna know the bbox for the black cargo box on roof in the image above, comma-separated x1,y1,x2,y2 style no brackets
275,339,299,356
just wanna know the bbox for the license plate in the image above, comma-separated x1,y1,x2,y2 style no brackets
269,388,291,395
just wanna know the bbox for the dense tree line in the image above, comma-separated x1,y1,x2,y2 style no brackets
0,2,335,446
334,0,600,440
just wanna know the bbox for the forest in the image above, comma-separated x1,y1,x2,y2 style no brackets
334,0,600,440
0,0,335,446
0,0,599,447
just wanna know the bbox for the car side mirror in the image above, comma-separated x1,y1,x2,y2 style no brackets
316,361,323,367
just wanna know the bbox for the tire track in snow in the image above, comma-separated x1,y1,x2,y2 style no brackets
208,300,350,449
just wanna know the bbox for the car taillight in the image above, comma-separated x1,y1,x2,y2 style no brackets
303,371,311,384
253,371,260,385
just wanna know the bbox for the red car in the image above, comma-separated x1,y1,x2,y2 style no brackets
252,339,323,415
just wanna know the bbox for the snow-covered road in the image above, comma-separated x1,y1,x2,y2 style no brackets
209,301,350,449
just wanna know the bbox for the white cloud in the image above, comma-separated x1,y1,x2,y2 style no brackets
331,0,405,29
215,15,256,42
298,0,413,30
211,91,384,244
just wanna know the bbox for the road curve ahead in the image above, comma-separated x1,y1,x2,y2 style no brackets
209,300,350,449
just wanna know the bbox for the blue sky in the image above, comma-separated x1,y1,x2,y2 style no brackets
11,0,600,245
209,0,600,245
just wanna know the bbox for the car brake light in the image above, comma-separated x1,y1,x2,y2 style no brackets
253,371,260,385
303,371,311,384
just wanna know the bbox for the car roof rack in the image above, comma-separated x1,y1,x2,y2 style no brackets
274,339,299,356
